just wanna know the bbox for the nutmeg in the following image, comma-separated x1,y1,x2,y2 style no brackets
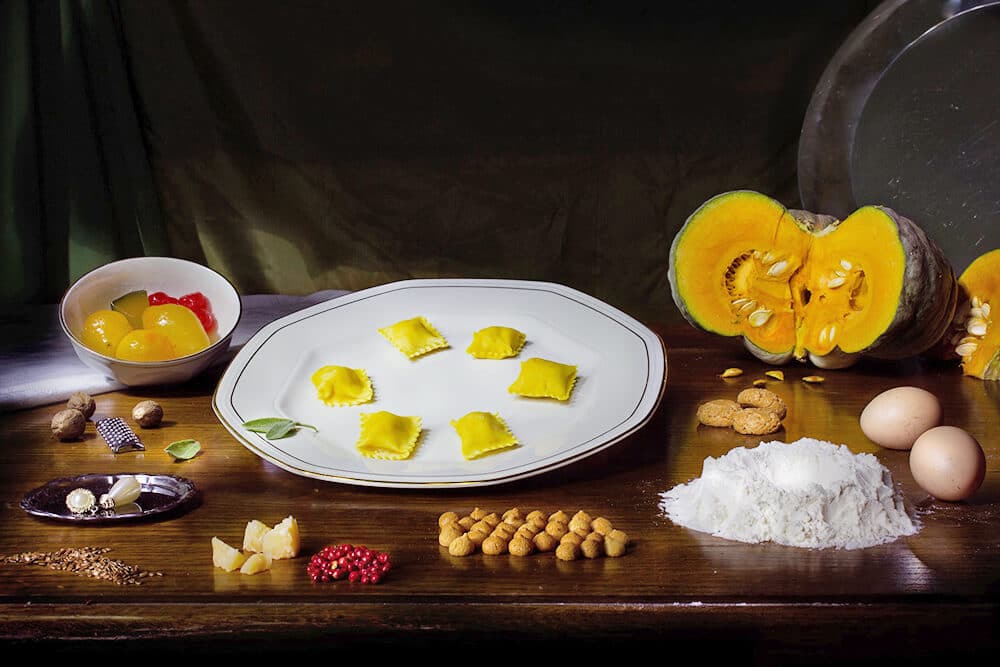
66,392,96,419
132,400,163,428
51,408,86,441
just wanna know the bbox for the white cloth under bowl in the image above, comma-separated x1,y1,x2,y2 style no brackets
0,290,348,413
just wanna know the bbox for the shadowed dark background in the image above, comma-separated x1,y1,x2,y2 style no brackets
1,0,881,321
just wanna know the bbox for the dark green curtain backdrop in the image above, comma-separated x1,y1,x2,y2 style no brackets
0,0,166,305
2,1,877,321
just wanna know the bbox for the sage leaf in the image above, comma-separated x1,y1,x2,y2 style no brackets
242,417,291,433
242,417,317,440
165,439,201,461
266,420,296,439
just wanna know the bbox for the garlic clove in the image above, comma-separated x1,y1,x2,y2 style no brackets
98,475,142,509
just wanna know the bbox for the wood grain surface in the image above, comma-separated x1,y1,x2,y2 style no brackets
2,325,998,659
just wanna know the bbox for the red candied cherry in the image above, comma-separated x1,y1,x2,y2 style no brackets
148,291,178,306
197,310,217,334
178,291,208,311
178,291,217,333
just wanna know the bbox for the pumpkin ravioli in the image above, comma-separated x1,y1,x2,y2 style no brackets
466,325,526,359
356,411,423,460
450,411,519,460
508,357,578,401
378,316,449,358
310,365,373,407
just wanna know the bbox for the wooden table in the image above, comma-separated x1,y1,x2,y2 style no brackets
2,325,998,660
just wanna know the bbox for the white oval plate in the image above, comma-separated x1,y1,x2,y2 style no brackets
213,279,667,488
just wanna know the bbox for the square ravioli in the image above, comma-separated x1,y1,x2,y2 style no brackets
356,411,423,460
466,326,526,359
508,357,578,401
378,316,449,358
310,365,374,407
450,411,519,460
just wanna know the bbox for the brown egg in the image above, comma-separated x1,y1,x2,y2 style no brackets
909,426,986,502
859,386,942,450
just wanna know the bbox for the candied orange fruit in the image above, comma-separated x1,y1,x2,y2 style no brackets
80,309,133,356
79,289,215,361
142,303,211,357
115,329,176,362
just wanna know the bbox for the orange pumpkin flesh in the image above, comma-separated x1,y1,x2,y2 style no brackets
666,191,804,358
949,249,1000,380
668,190,956,366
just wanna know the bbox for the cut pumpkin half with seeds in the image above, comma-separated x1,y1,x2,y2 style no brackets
668,190,958,368
939,248,1000,380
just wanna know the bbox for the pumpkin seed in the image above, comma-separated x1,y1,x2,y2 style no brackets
766,260,789,277
748,309,773,327
969,307,984,319
719,368,744,378
739,300,757,313
826,275,846,288
764,370,784,381
967,318,988,337
762,251,777,264
840,259,853,271
971,296,983,309
817,324,838,346
956,342,979,357
731,297,751,307
801,375,825,383
981,302,991,318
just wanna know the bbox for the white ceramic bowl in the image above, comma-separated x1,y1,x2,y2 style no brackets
59,256,242,386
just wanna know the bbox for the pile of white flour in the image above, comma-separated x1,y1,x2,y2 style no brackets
659,438,919,549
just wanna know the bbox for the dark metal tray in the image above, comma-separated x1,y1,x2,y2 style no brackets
20,473,197,523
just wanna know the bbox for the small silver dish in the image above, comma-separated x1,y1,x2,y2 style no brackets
20,473,197,523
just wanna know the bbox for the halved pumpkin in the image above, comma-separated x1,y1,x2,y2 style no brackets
668,190,958,367
945,248,1000,380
